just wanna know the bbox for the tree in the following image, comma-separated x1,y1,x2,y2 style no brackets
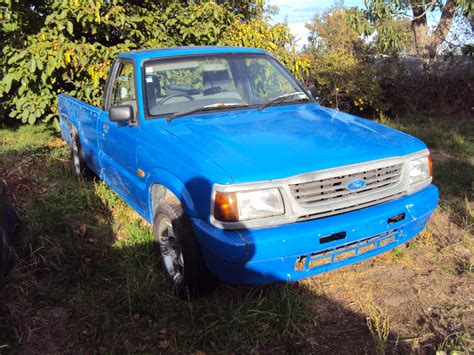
0,0,307,125
304,5,386,114
350,0,473,59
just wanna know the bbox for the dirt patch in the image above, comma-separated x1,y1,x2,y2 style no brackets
302,231,474,352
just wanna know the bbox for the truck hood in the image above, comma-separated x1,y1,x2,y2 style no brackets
165,104,426,183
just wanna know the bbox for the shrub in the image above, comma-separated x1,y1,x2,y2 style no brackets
383,56,474,117
304,6,387,116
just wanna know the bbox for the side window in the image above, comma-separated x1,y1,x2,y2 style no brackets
111,62,136,107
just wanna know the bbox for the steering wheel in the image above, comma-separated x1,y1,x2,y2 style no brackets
158,94,194,105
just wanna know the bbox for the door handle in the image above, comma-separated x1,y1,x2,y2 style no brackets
102,123,109,133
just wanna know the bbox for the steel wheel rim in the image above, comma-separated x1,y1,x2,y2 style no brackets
72,140,81,175
157,217,184,281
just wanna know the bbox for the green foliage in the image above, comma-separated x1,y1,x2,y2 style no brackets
363,0,472,17
346,6,412,54
304,6,386,114
0,0,307,125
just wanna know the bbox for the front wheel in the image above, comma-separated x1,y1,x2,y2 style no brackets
153,202,216,298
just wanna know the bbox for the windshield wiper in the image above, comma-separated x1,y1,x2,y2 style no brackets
167,103,250,122
258,91,309,111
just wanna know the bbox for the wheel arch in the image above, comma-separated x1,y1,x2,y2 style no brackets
147,169,197,222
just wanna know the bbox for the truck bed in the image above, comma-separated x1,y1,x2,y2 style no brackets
58,94,103,175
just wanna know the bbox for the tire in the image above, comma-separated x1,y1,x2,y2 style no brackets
153,202,216,298
70,134,93,179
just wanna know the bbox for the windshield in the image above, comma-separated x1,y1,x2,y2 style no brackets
143,53,310,117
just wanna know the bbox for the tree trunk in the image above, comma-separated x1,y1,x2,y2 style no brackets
411,6,431,58
411,0,458,59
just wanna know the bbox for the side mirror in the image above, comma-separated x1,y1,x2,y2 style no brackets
109,105,133,123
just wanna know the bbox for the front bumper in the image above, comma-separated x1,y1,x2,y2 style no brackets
192,185,439,285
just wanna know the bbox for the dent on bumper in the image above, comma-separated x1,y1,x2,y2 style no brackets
192,185,439,285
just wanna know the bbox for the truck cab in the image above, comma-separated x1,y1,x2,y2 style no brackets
58,46,438,297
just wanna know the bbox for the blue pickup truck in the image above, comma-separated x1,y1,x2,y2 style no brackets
59,46,438,296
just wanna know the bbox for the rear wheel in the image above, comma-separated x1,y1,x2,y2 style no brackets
70,134,92,179
153,202,216,298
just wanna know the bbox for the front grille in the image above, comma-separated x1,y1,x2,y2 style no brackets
294,229,399,271
289,163,403,208
296,192,405,222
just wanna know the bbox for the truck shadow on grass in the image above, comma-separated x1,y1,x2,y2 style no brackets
0,143,413,354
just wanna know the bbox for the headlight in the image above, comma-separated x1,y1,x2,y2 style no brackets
214,188,284,222
408,155,432,184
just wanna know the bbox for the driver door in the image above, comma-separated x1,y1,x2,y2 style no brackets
99,59,142,211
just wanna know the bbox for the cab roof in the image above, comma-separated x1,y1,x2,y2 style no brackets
117,46,268,63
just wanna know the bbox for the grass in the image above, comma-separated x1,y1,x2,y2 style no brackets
365,303,390,355
377,115,474,160
1,117,473,353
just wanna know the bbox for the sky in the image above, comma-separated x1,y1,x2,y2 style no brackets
267,0,365,48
